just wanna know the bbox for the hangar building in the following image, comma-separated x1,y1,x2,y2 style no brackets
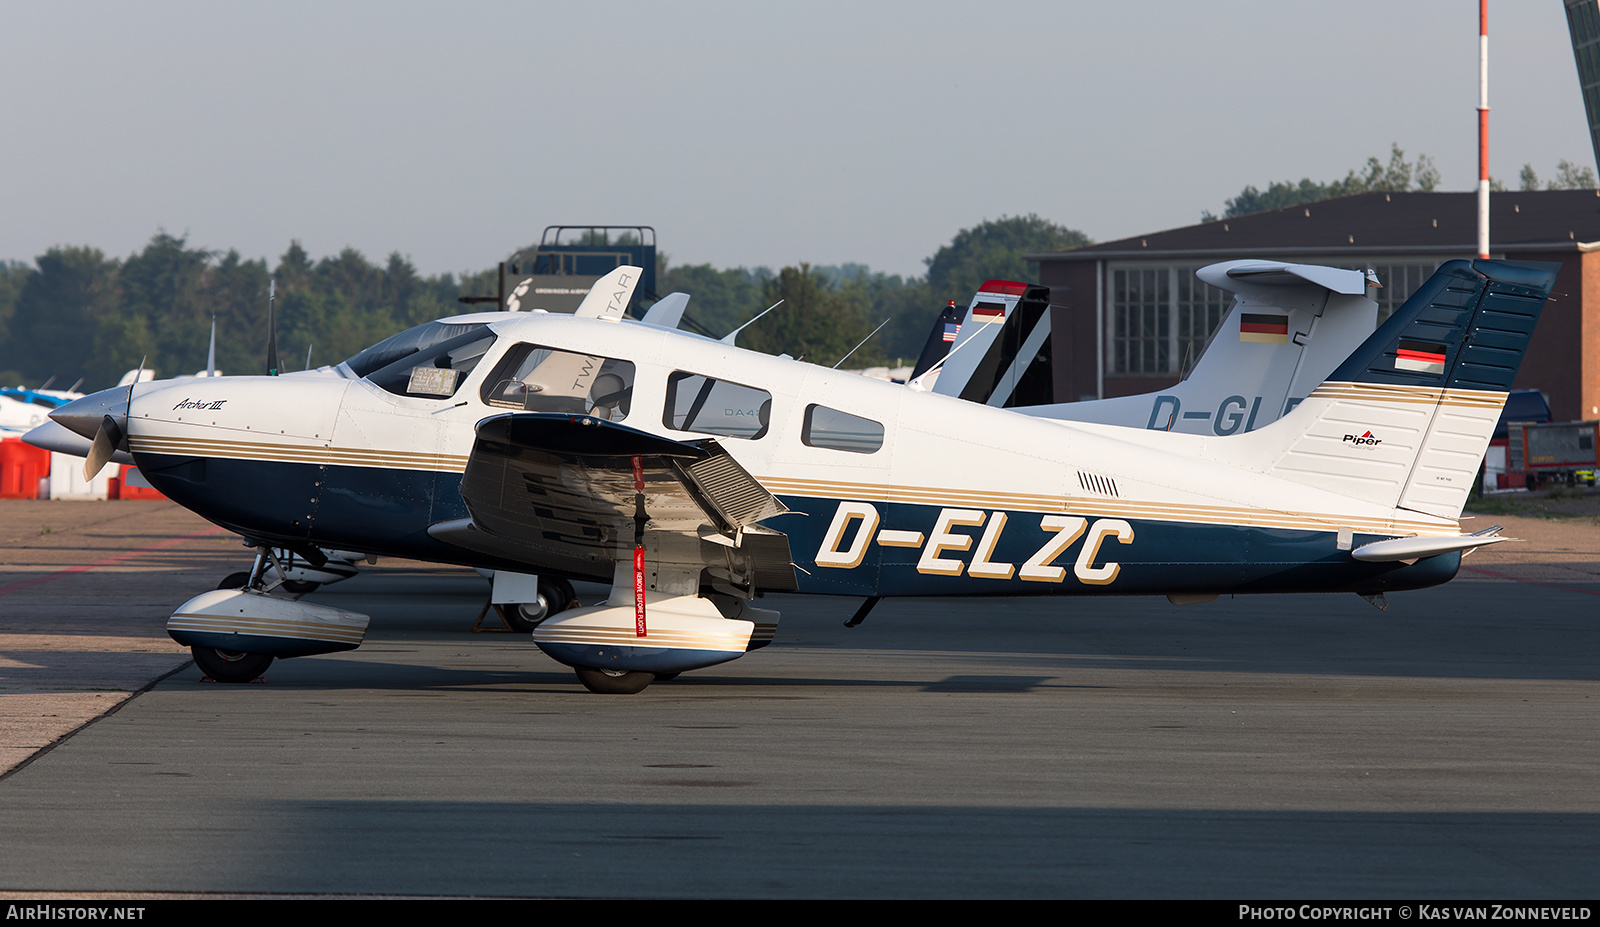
1031,190,1600,423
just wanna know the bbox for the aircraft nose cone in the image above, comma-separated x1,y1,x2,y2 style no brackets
49,385,131,440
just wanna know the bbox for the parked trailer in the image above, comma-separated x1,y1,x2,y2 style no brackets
1507,420,1599,488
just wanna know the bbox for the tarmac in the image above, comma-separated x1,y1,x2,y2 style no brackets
0,497,1595,898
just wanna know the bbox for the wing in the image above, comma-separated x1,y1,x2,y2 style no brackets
429,413,797,593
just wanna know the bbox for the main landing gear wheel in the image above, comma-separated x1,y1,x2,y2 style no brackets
217,571,250,590
502,577,577,633
191,646,274,683
280,580,320,595
574,665,656,694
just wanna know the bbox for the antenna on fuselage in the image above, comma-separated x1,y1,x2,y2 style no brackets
720,299,784,346
266,279,280,377
304,344,314,371
832,318,891,369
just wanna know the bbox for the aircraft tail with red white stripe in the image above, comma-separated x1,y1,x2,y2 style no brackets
1210,259,1558,520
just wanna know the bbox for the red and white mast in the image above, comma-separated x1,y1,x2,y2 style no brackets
1478,0,1490,260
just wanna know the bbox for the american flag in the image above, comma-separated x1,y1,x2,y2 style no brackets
942,322,960,343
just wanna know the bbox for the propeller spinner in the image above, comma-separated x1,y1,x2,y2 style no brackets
47,385,133,480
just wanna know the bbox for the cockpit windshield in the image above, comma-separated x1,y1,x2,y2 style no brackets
341,321,492,379
349,323,498,399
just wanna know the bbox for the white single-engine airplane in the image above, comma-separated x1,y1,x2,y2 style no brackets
29,258,1376,603
48,258,1554,693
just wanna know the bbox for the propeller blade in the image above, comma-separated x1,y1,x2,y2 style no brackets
84,414,124,481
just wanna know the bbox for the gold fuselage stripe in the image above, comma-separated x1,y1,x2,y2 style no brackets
761,476,1451,537
132,435,469,473
135,438,1452,537
1307,382,1507,409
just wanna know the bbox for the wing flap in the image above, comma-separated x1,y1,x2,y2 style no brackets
443,413,795,591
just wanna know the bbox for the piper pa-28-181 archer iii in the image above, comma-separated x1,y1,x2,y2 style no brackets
47,258,1555,693
28,257,1378,600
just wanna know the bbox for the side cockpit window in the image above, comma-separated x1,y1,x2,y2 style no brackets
802,404,884,454
480,344,636,421
664,372,771,439
362,328,497,399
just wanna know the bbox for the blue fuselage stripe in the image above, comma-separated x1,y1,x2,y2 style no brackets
136,454,1459,597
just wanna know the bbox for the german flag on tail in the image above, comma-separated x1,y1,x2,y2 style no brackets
1239,313,1289,344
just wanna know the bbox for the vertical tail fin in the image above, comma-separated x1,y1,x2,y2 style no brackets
910,299,967,380
929,280,1052,405
1218,259,1558,519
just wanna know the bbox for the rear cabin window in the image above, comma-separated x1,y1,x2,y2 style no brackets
480,344,635,421
664,372,771,439
802,404,884,454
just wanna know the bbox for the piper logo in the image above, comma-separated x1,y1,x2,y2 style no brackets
1342,430,1382,446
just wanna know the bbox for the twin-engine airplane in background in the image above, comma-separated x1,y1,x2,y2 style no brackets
47,258,1555,693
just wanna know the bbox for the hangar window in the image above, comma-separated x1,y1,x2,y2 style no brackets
801,405,883,454
1110,267,1230,376
480,344,635,421
664,372,771,439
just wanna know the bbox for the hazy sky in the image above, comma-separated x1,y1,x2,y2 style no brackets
2,1,1591,279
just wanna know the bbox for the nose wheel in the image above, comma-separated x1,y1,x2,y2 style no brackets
574,665,656,694
191,646,273,683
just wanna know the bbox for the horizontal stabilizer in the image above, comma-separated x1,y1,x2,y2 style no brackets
1200,260,1371,295
1350,531,1509,562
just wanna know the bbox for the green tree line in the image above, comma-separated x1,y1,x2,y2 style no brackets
0,215,1089,390
1205,144,1600,221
